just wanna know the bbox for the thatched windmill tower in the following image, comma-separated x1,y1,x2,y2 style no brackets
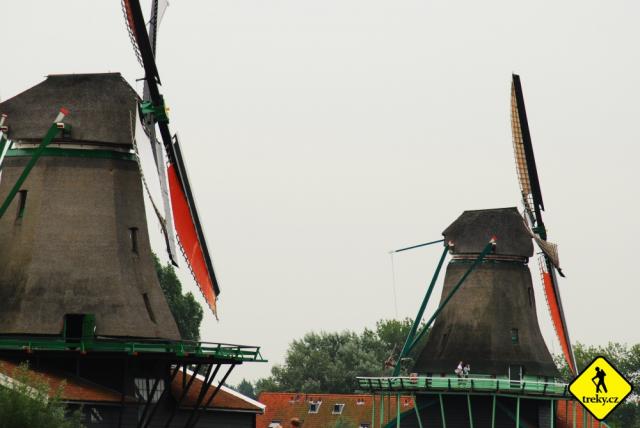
0,73,180,340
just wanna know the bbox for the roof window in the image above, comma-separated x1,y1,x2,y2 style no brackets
332,403,345,414
308,401,321,413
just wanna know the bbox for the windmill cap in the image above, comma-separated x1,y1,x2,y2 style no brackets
0,73,138,146
443,207,533,257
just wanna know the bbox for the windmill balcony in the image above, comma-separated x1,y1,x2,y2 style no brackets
357,375,570,398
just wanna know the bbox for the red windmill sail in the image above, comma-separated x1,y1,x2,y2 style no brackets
122,0,220,315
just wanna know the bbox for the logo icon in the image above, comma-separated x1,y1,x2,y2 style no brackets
569,356,633,421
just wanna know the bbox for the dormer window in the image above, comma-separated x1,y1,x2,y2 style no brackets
332,403,345,414
308,401,321,413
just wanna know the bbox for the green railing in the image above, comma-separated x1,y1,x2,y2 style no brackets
0,336,266,363
357,375,569,398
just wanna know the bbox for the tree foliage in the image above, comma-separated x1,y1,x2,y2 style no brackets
555,342,639,427
153,255,204,341
255,318,419,395
0,362,83,428
229,379,257,399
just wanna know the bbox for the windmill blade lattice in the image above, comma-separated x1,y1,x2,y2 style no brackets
511,74,576,374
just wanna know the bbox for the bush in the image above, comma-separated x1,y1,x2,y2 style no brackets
0,362,83,428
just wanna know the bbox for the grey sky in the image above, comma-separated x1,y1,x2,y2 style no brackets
4,1,639,384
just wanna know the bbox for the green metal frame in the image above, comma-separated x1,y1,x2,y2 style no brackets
0,117,65,219
393,244,449,375
364,389,611,428
408,241,495,352
5,147,136,161
357,375,570,398
0,335,266,363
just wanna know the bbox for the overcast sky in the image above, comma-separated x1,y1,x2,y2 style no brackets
4,1,639,384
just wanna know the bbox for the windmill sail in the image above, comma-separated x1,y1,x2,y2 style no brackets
511,74,576,374
141,0,179,266
122,0,220,314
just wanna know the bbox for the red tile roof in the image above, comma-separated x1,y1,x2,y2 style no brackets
172,370,265,413
0,359,122,403
0,359,264,413
256,392,415,428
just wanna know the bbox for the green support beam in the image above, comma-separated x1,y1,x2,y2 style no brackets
396,394,401,428
371,394,376,428
408,241,496,351
0,110,67,219
491,395,496,428
380,393,385,428
393,245,449,375
467,394,474,428
516,397,521,428
550,399,554,428
412,395,424,428
439,394,446,428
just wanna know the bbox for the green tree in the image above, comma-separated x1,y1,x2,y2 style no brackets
555,342,639,427
233,379,256,399
153,255,204,341
255,318,419,395
0,362,83,428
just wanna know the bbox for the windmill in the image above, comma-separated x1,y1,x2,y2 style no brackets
121,0,220,316
511,73,577,375
356,75,598,427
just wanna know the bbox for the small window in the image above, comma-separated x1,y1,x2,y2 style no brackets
89,407,103,423
308,401,321,413
332,403,345,414
268,423,282,428
511,328,519,344
16,190,27,222
356,398,365,405
129,227,139,254
360,424,371,428
134,378,164,403
142,293,157,323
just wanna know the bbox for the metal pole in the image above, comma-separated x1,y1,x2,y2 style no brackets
467,394,474,428
491,395,496,428
394,245,449,375
409,241,495,351
142,364,181,428
371,394,376,428
412,395,423,428
396,393,401,428
438,394,446,428
573,400,576,428
516,397,520,428
550,399,554,428
163,364,201,428
393,239,445,253
380,393,385,428
188,364,236,428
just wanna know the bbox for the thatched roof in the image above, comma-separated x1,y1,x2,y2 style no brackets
0,73,138,146
443,207,533,257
